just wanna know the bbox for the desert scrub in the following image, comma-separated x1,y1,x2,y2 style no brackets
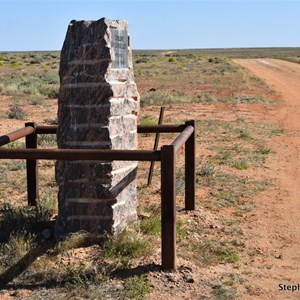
10,60,22,67
233,159,249,170
196,93,217,104
124,275,152,299
140,215,187,239
281,56,300,64
249,75,265,82
139,115,157,126
208,57,223,64
0,230,36,268
168,57,177,62
30,98,43,105
212,284,238,300
0,55,9,61
7,161,26,171
0,201,55,240
40,73,59,84
216,191,240,208
213,94,277,105
140,91,188,107
239,130,251,139
180,239,239,267
255,145,271,155
135,57,150,64
0,74,59,99
209,142,270,168
58,263,106,287
29,256,108,290
38,84,59,98
140,215,161,236
55,232,89,253
38,133,57,148
176,167,185,196
3,141,24,148
37,190,57,219
199,171,268,209
103,229,149,260
8,106,25,120
199,164,214,177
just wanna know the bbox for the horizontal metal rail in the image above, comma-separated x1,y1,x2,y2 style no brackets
0,126,35,147
0,148,161,161
1,124,189,145
0,120,196,271
138,124,185,133
36,125,57,134
35,124,186,135
171,125,194,152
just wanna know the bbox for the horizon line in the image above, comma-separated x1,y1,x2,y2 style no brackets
1,46,300,53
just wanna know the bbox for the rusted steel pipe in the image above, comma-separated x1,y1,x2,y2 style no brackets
0,148,161,161
0,126,35,146
171,125,194,152
148,107,165,186
161,144,176,270
25,122,38,206
36,125,57,134
35,124,186,134
138,124,185,133
184,120,196,211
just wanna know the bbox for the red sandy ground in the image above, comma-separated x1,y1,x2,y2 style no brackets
136,59,300,300
148,59,300,299
1,59,300,299
229,59,300,300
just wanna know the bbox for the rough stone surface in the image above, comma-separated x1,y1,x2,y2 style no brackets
55,18,139,239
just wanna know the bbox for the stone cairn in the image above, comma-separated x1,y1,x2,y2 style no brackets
55,18,139,239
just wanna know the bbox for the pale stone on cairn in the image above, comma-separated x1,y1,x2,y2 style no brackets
55,18,139,239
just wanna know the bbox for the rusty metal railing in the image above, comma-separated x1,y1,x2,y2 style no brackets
148,107,165,186
0,120,196,270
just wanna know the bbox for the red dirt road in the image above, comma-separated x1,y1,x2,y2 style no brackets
235,59,300,131
234,59,300,299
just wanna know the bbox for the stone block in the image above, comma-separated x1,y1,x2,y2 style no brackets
56,18,139,239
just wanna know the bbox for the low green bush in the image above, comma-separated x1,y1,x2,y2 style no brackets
103,229,149,259
168,57,177,62
8,106,25,120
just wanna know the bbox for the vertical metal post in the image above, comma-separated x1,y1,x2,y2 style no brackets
161,144,176,270
185,120,196,211
25,122,38,206
148,107,165,186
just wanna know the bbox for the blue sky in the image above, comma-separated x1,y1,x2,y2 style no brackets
0,0,299,51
